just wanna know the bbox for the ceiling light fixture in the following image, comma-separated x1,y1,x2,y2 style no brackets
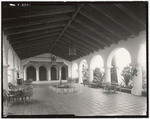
69,43,76,56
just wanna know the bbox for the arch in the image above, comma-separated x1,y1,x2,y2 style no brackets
51,65,59,81
72,62,79,80
39,66,47,81
27,66,36,81
107,48,131,84
90,55,104,70
90,55,104,82
61,65,68,80
79,59,88,83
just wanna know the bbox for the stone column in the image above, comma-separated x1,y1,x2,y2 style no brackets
3,64,9,91
36,68,39,81
48,68,51,81
23,68,27,81
116,67,122,84
89,68,93,82
131,63,143,96
59,67,62,81
104,67,111,83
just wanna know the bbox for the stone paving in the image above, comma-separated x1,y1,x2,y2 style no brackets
3,83,147,117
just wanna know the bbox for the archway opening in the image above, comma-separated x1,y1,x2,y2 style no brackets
39,66,47,81
110,48,131,85
27,66,36,81
90,55,104,82
51,65,58,81
72,62,79,82
61,65,68,80
79,59,88,83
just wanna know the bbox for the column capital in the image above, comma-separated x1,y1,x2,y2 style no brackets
3,64,9,68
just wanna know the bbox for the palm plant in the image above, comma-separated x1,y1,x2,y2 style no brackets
121,65,138,88
93,68,105,83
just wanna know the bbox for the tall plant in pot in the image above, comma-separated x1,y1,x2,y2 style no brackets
93,68,105,84
121,65,138,89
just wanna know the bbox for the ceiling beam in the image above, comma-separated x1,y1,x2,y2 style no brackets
56,41,86,56
3,6,76,20
66,27,102,49
58,38,89,55
16,44,51,54
70,21,108,46
52,46,84,58
10,32,60,45
61,36,93,53
13,39,56,50
79,8,127,40
114,3,146,28
90,4,138,36
51,50,79,61
74,17,116,44
49,4,83,53
19,49,49,60
4,20,67,36
3,14,70,29
62,33,95,52
8,27,63,41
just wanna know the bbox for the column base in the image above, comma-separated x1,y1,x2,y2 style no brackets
131,88,142,96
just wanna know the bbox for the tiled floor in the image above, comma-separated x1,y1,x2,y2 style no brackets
3,83,147,117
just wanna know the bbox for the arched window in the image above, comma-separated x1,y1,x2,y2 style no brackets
51,65,58,80
39,66,47,81
27,66,36,81
61,65,68,80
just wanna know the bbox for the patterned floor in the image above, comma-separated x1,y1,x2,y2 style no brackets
3,83,147,117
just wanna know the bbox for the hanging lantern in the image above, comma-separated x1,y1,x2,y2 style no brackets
69,44,76,56
50,54,57,64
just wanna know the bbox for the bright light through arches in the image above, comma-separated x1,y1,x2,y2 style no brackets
90,55,104,71
115,48,131,70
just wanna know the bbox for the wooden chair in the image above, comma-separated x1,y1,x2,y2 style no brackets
3,89,16,105
22,85,33,104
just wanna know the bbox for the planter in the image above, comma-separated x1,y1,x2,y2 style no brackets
142,91,147,97
116,87,131,94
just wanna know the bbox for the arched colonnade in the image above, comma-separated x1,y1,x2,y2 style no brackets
72,40,146,95
24,62,68,82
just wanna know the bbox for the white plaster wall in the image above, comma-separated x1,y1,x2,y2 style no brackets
3,34,20,68
3,34,21,88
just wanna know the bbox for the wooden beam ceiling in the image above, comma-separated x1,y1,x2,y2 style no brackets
2,2,147,61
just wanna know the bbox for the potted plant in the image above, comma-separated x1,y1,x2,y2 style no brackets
93,68,105,87
121,65,138,89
